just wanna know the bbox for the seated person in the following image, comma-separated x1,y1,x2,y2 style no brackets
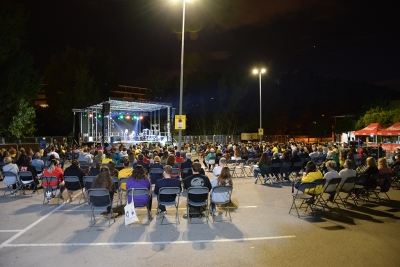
126,165,152,213
102,152,113,164
149,156,163,184
91,166,116,216
118,158,133,190
186,159,205,176
183,162,212,217
88,161,102,177
213,157,227,179
42,159,65,199
154,165,182,216
299,161,323,204
2,156,19,194
323,160,340,201
64,159,85,189
19,155,41,189
253,153,271,184
210,166,233,212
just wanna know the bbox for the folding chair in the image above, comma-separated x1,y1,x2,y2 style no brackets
290,162,303,182
210,186,233,222
306,178,326,213
366,173,383,201
314,177,342,214
390,166,400,189
126,188,152,225
207,157,216,171
87,188,115,227
42,176,62,204
270,163,282,182
64,176,84,204
83,176,95,202
226,160,237,177
334,176,357,207
112,176,120,205
35,165,44,178
149,168,163,184
171,168,180,179
289,182,317,218
79,161,90,171
18,171,39,196
157,187,181,225
181,168,191,180
373,173,391,200
280,162,293,181
2,172,20,197
118,177,129,205
186,187,210,224
244,159,258,177
234,159,246,177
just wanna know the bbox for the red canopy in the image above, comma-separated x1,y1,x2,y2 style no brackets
354,123,385,136
379,122,400,136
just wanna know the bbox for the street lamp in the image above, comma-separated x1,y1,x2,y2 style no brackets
253,68,267,143
171,0,191,152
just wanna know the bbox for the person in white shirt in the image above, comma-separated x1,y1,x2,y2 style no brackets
78,148,93,164
213,157,227,178
47,147,60,159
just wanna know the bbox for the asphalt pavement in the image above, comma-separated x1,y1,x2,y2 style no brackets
1,160,399,267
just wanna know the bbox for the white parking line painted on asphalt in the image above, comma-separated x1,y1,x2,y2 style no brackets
0,202,65,250
0,230,23,233
3,235,296,247
0,192,83,250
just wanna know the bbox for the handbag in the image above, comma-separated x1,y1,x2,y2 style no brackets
124,190,139,226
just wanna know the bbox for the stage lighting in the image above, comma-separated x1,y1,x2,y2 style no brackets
98,114,102,118
126,115,131,119
139,116,143,120
83,113,87,117
88,113,93,118
133,116,137,120
119,115,124,120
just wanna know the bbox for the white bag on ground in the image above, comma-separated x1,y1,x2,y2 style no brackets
124,190,139,226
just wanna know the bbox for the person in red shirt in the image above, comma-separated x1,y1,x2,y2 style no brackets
42,159,65,199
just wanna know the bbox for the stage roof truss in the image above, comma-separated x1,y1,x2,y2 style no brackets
72,97,172,114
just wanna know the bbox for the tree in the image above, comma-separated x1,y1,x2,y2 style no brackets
43,46,116,135
334,117,356,134
0,2,41,138
355,107,399,129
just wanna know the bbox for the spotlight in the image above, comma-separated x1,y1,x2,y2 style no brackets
133,116,137,120
98,114,102,118
126,115,131,120
88,113,93,118
139,116,143,120
119,115,124,120
83,113,87,117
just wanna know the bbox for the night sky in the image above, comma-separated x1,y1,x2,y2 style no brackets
13,0,400,90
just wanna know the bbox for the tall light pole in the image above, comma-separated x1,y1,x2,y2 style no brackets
253,68,266,143
172,0,188,152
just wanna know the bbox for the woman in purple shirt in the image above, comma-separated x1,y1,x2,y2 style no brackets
126,165,152,210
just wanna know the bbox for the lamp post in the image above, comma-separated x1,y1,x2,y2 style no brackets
253,68,266,143
172,0,188,152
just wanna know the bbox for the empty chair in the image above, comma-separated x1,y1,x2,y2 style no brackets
244,159,258,176
226,160,237,177
126,188,152,225
210,186,233,222
289,182,317,218
186,187,210,224
157,187,181,225
18,171,39,196
270,163,282,182
64,176,84,204
87,188,115,227
234,159,246,178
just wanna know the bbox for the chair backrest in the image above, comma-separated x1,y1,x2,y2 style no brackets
126,188,149,197
35,166,43,173
208,157,216,164
18,171,34,182
149,168,163,174
297,182,317,193
64,176,82,189
356,173,369,184
323,177,342,193
281,162,292,172
159,187,181,195
112,177,119,192
83,176,96,190
271,163,282,173
187,187,209,202
236,159,246,165
119,177,129,191
292,162,303,171
88,188,111,207
172,168,180,175
42,176,59,185
211,185,232,196
226,160,236,165
340,176,357,192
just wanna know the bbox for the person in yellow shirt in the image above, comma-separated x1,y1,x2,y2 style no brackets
102,152,113,165
118,158,133,190
301,161,323,197
271,143,279,154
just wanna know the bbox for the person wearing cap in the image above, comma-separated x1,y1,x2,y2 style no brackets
203,148,216,171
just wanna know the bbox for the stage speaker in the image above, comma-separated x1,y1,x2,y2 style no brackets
103,102,110,116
